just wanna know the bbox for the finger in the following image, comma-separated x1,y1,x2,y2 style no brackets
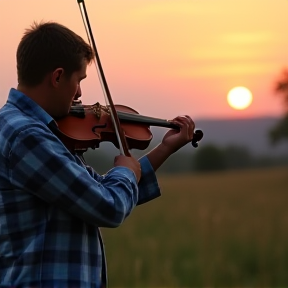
182,116,195,137
173,116,195,139
172,119,191,140
172,115,194,126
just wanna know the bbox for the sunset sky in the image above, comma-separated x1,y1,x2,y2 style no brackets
1,0,288,120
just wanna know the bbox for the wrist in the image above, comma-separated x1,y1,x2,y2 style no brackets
159,141,179,155
158,142,177,157
145,142,175,172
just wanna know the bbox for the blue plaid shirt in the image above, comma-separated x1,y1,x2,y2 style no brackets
0,88,161,288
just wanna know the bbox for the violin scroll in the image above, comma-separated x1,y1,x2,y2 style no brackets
191,130,204,148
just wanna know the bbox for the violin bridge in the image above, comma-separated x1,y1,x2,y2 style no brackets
92,102,109,119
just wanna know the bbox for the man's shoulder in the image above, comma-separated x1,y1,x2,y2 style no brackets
0,103,38,130
0,103,49,150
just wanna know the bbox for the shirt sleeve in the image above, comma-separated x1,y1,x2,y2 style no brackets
137,156,161,205
8,126,140,228
79,153,161,206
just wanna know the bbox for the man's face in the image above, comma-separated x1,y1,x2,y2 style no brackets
54,60,87,118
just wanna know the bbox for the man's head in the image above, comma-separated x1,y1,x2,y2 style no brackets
16,21,94,118
17,21,94,87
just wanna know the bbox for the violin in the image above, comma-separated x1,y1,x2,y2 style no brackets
55,101,204,153
59,0,203,155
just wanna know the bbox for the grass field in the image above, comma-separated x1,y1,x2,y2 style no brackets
101,167,288,288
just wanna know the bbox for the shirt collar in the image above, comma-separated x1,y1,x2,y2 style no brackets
7,88,54,126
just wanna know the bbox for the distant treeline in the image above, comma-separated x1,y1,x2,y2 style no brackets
187,143,288,173
83,143,288,174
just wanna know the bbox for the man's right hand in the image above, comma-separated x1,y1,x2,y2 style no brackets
114,155,141,182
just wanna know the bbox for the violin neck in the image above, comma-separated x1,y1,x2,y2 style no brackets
69,105,179,130
117,111,179,130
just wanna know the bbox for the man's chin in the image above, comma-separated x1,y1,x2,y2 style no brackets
53,110,70,120
72,99,82,105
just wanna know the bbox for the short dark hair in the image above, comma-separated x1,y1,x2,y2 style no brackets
17,21,94,86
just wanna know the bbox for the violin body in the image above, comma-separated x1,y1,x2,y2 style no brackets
56,103,153,152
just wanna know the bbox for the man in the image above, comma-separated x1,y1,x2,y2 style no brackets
0,22,195,288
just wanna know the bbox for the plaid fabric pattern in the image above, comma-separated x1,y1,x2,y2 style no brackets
0,88,161,288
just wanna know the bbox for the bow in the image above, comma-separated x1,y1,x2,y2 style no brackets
77,0,131,156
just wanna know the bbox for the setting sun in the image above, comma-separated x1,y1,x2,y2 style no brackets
227,86,253,110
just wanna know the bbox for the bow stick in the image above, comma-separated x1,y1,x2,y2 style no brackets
77,0,130,156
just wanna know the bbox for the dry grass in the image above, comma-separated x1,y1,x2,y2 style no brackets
102,167,288,288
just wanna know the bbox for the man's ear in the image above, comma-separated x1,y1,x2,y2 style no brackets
51,68,64,87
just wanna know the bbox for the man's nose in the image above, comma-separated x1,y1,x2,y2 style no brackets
74,86,82,100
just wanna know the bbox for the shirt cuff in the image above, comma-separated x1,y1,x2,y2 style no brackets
137,156,161,205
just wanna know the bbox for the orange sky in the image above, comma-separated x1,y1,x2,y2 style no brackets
1,0,288,120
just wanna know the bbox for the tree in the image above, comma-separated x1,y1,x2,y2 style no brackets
269,69,288,144
222,145,252,169
193,144,226,171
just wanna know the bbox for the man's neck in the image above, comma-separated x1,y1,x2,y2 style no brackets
17,83,51,114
